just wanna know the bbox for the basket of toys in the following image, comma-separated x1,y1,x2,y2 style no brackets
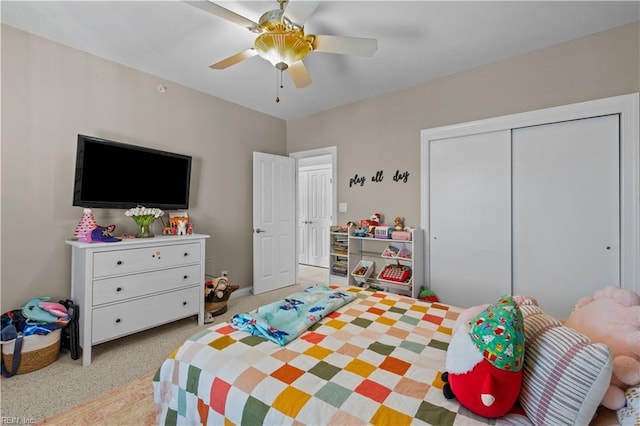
2,329,61,375
1,298,71,376
351,260,374,284
204,277,239,319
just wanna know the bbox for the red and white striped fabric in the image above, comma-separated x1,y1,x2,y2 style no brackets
519,305,613,425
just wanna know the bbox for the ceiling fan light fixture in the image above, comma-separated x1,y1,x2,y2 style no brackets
254,30,313,68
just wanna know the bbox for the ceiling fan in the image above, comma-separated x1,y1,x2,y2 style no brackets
186,0,378,90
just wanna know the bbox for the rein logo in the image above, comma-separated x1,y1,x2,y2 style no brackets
1,417,36,424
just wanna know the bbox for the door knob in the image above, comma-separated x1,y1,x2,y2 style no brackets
255,228,265,233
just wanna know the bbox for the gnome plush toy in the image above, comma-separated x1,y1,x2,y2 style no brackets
442,296,525,418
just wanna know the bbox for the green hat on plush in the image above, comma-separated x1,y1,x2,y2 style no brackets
442,296,525,418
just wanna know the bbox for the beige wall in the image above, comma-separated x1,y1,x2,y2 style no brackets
287,22,640,229
1,24,287,312
2,22,639,312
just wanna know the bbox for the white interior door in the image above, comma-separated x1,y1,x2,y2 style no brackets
253,152,296,295
298,170,310,264
298,165,332,268
429,131,512,308
512,115,620,318
307,167,332,267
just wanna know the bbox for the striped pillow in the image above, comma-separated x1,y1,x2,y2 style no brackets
519,305,612,425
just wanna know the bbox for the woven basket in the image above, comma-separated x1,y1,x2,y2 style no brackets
2,329,61,374
204,283,239,317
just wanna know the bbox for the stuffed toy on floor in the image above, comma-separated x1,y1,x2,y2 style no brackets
442,296,525,418
564,286,640,411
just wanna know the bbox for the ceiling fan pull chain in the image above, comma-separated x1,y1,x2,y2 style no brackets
275,68,285,103
275,68,280,103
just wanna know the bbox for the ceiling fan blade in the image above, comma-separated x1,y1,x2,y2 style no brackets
210,49,258,70
185,1,258,31
288,61,312,88
283,0,320,27
312,35,378,57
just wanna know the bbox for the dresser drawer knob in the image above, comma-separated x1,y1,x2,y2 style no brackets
116,260,123,265
182,301,188,306
115,318,121,324
183,252,189,257
116,287,123,292
183,275,188,280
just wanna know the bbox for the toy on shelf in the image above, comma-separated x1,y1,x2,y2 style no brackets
374,226,392,239
351,227,368,237
393,216,405,231
378,263,411,283
162,211,194,236
360,213,381,228
351,260,374,283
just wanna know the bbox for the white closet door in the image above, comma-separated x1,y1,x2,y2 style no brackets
429,130,512,308
512,115,620,318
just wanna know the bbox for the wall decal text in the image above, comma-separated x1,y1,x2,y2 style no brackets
349,169,410,187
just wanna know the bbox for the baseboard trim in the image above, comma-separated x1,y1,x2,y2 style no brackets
230,287,252,299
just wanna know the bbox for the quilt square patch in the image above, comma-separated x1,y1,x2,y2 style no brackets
308,360,341,381
272,364,305,384
355,379,391,403
315,382,352,408
272,386,312,417
370,404,414,426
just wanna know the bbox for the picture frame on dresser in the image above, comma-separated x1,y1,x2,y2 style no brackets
65,234,210,366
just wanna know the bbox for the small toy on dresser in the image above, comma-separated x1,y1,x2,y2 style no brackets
163,212,194,235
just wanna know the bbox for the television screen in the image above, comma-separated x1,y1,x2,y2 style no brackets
73,135,192,210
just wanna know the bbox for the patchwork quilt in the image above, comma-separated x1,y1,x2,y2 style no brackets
153,286,531,425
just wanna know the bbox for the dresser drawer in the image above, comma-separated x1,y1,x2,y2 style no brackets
92,264,201,306
91,286,200,344
93,243,201,278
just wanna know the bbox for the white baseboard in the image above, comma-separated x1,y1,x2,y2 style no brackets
230,287,251,299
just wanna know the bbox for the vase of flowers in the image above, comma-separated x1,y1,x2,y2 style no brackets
124,206,165,238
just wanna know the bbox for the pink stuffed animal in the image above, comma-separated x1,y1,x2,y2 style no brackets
564,286,640,410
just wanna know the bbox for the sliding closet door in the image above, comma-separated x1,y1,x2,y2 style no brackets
512,115,620,318
429,130,511,308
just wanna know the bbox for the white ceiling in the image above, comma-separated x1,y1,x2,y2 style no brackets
2,1,639,120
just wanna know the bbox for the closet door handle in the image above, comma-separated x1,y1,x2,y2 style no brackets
255,228,266,233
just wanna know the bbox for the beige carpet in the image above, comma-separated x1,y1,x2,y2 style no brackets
1,265,329,424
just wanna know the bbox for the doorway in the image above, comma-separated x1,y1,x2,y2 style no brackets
290,147,338,274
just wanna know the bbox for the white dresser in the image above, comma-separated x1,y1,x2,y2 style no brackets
66,234,209,366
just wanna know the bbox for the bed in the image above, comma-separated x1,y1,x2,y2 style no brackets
153,286,615,425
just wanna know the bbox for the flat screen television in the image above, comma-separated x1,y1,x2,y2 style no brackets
72,134,192,210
